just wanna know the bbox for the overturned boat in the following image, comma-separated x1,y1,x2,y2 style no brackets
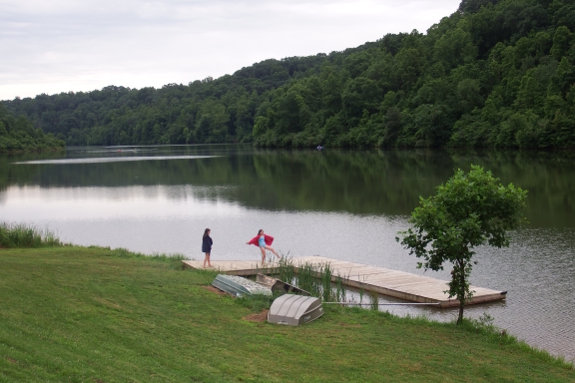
267,294,324,326
212,274,272,297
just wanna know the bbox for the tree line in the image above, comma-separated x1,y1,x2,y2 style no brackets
0,103,65,153
3,0,575,149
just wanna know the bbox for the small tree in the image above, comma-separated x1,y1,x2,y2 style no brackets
397,165,527,324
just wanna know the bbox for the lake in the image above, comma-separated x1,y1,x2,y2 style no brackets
1,145,574,361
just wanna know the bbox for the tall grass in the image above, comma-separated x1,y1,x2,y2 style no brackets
369,291,379,311
0,222,62,248
272,257,349,302
274,255,297,283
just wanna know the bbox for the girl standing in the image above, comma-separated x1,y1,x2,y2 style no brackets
202,228,213,268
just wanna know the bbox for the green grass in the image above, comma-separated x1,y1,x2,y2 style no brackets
0,246,573,382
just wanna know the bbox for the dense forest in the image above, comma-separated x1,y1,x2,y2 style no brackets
0,104,65,153
3,0,575,149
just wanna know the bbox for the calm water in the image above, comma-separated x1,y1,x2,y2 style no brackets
1,145,574,361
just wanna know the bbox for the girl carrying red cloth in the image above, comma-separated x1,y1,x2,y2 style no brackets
246,229,281,265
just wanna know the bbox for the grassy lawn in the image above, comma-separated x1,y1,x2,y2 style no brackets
0,246,573,382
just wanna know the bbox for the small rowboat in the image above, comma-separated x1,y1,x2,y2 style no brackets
255,274,310,296
212,274,272,297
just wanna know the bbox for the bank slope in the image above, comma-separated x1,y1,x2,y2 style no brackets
0,246,573,382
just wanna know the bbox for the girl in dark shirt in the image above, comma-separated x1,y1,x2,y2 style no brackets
202,228,213,268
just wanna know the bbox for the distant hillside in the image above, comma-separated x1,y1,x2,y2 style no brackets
3,0,575,149
0,103,65,153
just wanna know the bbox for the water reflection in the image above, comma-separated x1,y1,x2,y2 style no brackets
1,146,574,361
13,155,217,165
2,147,575,227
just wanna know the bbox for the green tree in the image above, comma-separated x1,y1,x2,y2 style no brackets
393,47,426,91
515,71,543,112
381,107,402,146
550,25,572,60
433,27,477,69
397,165,527,324
321,66,344,119
457,78,483,113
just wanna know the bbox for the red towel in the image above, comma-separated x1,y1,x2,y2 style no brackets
247,234,274,246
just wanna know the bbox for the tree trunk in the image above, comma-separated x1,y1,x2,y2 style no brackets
457,258,466,324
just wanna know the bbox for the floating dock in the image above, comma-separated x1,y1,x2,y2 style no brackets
182,255,506,308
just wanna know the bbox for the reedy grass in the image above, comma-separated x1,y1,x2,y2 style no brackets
0,222,62,248
271,256,350,303
274,255,296,283
369,291,379,311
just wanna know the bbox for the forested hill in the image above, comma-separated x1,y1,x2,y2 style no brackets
4,0,575,149
0,104,65,153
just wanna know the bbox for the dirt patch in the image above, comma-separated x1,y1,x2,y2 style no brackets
243,310,269,323
6,357,17,364
201,285,229,296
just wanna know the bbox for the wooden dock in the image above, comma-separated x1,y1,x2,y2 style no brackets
182,255,506,308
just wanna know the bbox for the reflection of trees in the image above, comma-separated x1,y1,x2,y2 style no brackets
0,151,67,191
1,148,574,228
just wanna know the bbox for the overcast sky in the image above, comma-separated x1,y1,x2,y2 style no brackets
0,0,461,101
